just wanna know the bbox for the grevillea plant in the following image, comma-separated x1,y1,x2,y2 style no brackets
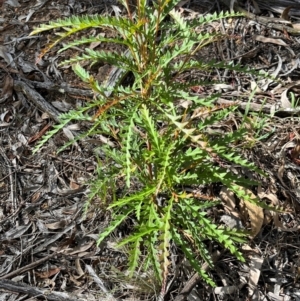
31,0,270,290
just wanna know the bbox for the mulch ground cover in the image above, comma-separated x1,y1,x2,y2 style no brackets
1,0,300,300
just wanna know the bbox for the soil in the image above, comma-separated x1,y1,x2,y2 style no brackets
1,0,300,301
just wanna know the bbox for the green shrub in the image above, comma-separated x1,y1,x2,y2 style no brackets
31,0,268,289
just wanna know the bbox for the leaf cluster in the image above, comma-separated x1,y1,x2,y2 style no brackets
31,0,268,288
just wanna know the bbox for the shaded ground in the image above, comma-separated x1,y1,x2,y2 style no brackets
1,0,300,300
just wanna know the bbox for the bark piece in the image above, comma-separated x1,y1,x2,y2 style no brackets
0,279,81,301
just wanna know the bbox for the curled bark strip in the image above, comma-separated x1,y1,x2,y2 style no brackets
27,80,94,98
13,80,60,122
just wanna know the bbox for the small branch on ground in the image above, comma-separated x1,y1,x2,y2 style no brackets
0,279,80,301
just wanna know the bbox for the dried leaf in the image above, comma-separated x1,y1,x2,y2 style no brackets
51,100,72,112
62,127,80,149
240,189,264,238
220,187,236,211
66,123,80,131
257,187,281,225
292,23,300,31
33,222,75,254
89,33,105,49
1,223,32,240
281,6,292,21
75,258,85,277
1,75,13,102
280,88,292,108
254,35,288,46
35,267,60,279
64,240,94,255
5,0,21,7
45,220,68,230
0,110,13,124
63,127,75,141
0,46,16,68
31,191,41,203
248,254,263,297
70,180,80,190
251,0,261,14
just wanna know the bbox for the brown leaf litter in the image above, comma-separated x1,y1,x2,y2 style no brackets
2,0,300,300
